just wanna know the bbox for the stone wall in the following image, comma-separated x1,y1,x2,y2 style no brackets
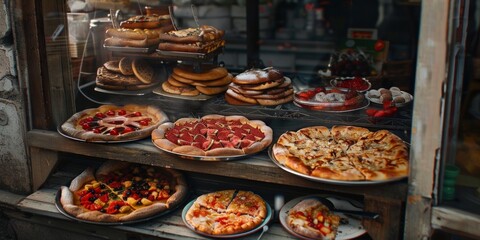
0,0,30,194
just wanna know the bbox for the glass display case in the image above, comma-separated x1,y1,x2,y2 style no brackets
1,0,479,239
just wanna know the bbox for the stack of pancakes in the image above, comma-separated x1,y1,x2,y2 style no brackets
225,68,294,106
162,66,232,96
96,57,156,90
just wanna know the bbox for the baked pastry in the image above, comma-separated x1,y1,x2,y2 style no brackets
158,25,225,53
225,67,294,106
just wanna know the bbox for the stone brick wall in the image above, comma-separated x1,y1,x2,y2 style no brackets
0,0,30,194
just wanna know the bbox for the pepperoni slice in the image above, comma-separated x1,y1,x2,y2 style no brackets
165,131,179,143
232,127,247,137
191,141,202,149
194,134,207,144
220,140,235,148
241,124,255,133
228,120,243,128
243,134,256,141
179,132,193,142
210,141,223,149
240,139,254,148
229,135,242,147
217,129,231,140
202,139,214,150
250,128,265,139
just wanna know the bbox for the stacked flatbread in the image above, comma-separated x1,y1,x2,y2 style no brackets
104,14,173,48
161,66,232,96
96,57,157,90
225,68,294,106
158,25,225,53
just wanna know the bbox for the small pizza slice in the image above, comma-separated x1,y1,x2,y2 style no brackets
226,190,267,219
185,204,219,235
195,190,236,211
287,198,341,240
352,154,409,180
311,155,365,181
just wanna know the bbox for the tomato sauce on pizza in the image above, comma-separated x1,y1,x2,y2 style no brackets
152,114,273,157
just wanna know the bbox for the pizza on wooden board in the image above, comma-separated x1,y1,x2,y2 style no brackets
60,104,168,142
184,190,267,235
60,161,188,223
272,125,409,181
152,114,273,156
287,198,341,240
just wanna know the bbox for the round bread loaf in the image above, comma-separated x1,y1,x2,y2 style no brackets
195,85,229,95
173,66,228,81
96,66,143,86
167,75,190,87
119,57,134,75
103,60,121,73
257,94,293,106
190,73,233,87
240,77,285,91
162,81,199,96
224,92,255,105
132,59,154,84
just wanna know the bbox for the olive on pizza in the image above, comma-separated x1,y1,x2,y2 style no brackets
60,161,188,223
60,104,168,142
152,114,273,156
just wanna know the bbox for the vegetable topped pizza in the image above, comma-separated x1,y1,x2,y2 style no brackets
152,114,273,157
59,161,188,223
184,190,268,235
272,125,409,181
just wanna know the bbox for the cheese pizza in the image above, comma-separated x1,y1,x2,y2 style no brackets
272,125,409,181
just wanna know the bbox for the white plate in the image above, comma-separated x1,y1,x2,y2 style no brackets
181,197,272,238
365,91,413,107
279,195,367,240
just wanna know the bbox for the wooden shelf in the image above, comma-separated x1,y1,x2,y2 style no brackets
27,129,407,200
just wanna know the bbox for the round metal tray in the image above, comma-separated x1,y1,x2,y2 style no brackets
268,146,407,185
294,98,370,113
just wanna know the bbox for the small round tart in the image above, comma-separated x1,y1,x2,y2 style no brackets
59,161,188,223
60,104,168,142
152,114,273,157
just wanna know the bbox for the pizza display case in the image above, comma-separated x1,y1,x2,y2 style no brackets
1,0,480,240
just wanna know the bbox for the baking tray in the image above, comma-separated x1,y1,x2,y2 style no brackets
279,195,366,240
156,47,223,60
103,44,157,54
268,146,407,185
181,198,272,238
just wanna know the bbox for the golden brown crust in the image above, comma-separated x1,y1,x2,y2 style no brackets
173,66,228,81
195,84,229,95
272,126,409,181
